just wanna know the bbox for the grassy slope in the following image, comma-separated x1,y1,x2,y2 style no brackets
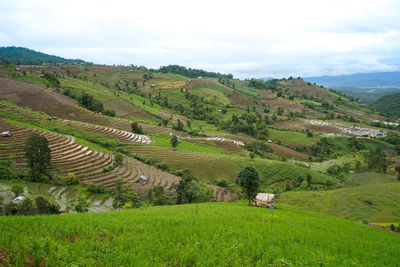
277,183,400,222
0,202,399,266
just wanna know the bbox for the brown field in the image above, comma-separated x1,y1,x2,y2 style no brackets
229,91,256,106
268,143,309,161
280,80,335,101
262,98,304,112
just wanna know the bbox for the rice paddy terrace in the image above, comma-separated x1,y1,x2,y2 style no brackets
0,119,180,195
0,63,399,207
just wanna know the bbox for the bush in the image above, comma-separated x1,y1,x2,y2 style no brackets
11,185,24,197
112,179,142,209
104,109,116,117
35,197,59,215
214,179,229,188
103,153,123,172
0,161,17,180
87,184,106,194
70,193,90,213
147,186,174,206
5,202,18,215
63,173,79,185
17,198,36,216
131,122,144,134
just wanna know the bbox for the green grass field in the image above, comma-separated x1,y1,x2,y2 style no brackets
0,202,399,266
277,182,400,222
269,128,317,145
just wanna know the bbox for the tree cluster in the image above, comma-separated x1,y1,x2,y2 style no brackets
158,65,233,79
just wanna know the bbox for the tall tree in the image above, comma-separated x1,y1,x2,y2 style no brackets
235,166,261,206
24,134,51,181
170,135,179,151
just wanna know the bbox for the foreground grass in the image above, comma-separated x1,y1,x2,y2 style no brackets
1,202,399,266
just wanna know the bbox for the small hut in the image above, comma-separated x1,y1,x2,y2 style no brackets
254,193,275,208
138,175,147,184
12,196,25,204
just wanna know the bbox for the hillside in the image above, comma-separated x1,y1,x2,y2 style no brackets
340,88,400,104
1,202,399,266
0,57,399,219
278,182,400,223
371,91,400,118
0,46,86,65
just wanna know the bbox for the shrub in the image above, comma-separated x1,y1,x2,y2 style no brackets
0,161,17,180
147,186,174,206
5,202,18,215
35,197,59,215
104,109,116,117
112,179,142,209
87,184,106,194
131,122,144,134
70,193,89,213
17,198,36,216
214,179,229,188
11,185,24,197
63,173,79,185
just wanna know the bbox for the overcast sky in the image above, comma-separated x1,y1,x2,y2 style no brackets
1,0,400,78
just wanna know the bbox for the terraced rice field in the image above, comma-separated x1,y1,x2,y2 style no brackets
0,120,179,195
62,119,152,144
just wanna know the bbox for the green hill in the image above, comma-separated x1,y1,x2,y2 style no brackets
277,182,400,223
371,91,400,118
0,46,87,65
1,202,399,266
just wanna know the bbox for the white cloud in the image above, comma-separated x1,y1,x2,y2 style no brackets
1,0,400,78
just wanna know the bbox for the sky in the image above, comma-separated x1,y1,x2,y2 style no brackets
1,0,400,79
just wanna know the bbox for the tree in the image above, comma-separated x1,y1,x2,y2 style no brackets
131,122,144,134
396,166,400,181
367,148,387,173
249,152,255,160
147,186,173,206
170,135,179,151
70,193,89,213
17,198,36,216
35,196,59,214
112,179,142,209
173,170,212,204
11,185,24,197
25,134,51,181
104,109,116,117
235,166,261,206
175,119,184,131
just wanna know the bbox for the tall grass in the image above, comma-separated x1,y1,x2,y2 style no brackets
0,202,399,266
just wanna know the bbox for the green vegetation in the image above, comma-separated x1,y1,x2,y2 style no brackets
1,56,400,265
278,183,400,222
158,64,232,79
24,134,51,182
236,166,261,205
1,202,399,266
371,91,400,117
0,46,86,64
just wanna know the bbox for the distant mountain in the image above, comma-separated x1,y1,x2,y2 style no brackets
0,46,87,65
370,91,400,118
303,72,400,89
